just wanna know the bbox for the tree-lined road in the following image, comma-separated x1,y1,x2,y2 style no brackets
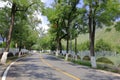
4,53,120,80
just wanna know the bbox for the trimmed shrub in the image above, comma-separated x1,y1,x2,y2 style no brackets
83,56,90,61
96,57,114,65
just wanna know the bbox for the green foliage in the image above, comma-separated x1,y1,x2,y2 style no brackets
50,41,57,51
0,42,6,48
72,60,91,67
10,41,15,48
105,28,112,32
12,12,39,50
0,7,10,39
43,0,83,53
37,35,51,50
78,41,90,51
115,46,120,54
114,22,120,31
0,0,43,51
95,39,112,51
76,27,120,52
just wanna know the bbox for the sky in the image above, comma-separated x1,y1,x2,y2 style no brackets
0,1,7,7
38,0,54,31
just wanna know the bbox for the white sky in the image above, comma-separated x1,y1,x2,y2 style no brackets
40,0,54,30
0,1,7,7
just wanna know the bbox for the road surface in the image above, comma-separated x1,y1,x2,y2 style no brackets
4,53,120,80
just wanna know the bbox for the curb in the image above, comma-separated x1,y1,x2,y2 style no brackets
1,58,22,80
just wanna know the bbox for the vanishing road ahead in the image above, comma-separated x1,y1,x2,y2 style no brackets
4,53,120,80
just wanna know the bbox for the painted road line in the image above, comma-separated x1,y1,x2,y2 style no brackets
2,59,21,80
40,55,80,80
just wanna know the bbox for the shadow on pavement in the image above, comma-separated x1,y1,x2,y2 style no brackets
44,56,62,62
7,61,61,80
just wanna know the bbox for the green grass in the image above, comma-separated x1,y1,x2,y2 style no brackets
6,53,29,64
71,60,91,67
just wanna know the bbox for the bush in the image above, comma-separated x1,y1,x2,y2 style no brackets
115,46,120,54
50,42,57,51
95,39,112,51
83,56,90,61
96,57,114,65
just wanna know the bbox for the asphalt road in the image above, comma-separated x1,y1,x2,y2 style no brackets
4,53,120,80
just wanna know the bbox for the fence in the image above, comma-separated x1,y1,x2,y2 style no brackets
0,48,29,56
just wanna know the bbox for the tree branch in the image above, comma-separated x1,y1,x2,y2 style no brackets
60,34,67,40
16,2,37,12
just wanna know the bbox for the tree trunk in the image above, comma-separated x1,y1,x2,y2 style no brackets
65,22,70,61
75,37,77,55
89,5,97,68
66,38,69,53
1,3,16,64
74,37,77,60
56,38,59,56
18,41,22,57
59,39,62,54
5,3,16,52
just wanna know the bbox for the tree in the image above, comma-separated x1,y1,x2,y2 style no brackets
0,7,10,45
43,2,66,56
60,0,80,60
1,0,43,64
83,0,120,68
43,0,80,59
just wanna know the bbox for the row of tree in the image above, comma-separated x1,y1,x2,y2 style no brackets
42,0,120,68
0,0,43,64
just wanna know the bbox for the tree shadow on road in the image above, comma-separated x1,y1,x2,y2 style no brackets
7,63,61,80
44,56,63,62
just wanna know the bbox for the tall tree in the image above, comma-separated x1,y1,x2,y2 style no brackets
43,2,66,56
43,0,80,58
1,0,43,64
83,0,120,68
